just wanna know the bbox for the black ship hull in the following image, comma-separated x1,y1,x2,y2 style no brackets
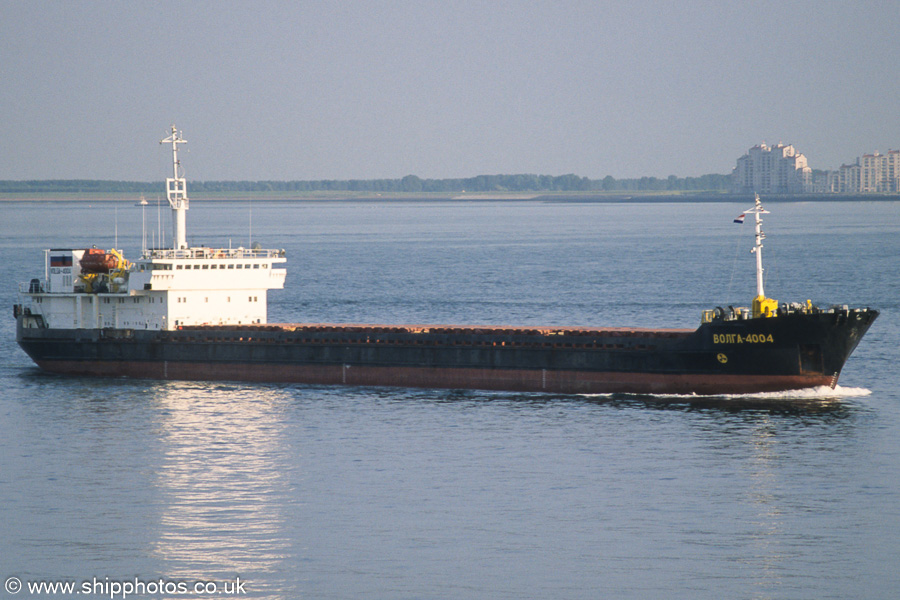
16,307,878,395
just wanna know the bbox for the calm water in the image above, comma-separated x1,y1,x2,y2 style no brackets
1,199,898,599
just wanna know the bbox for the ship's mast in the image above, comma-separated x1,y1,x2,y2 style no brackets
750,193,767,298
746,193,776,317
160,125,189,250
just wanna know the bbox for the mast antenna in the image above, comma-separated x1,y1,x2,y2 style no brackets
748,193,768,298
141,199,146,255
160,125,189,250
746,193,776,317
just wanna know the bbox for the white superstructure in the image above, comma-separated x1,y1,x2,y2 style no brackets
18,126,286,331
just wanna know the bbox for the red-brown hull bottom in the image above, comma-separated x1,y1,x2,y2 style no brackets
36,360,834,396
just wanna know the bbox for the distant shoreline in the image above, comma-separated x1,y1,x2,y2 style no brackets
2,191,899,203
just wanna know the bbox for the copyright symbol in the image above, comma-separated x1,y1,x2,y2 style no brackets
5,577,22,594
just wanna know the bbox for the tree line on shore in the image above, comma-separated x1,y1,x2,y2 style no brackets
0,173,732,194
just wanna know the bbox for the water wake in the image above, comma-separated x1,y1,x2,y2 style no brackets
581,385,871,401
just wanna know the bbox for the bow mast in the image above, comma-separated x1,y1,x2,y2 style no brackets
746,194,778,317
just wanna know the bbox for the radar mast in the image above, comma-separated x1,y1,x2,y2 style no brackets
160,125,189,250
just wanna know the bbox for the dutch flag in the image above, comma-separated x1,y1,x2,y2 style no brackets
733,213,745,224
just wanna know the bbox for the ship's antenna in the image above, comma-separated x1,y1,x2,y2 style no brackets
156,195,162,251
160,125,189,250
141,199,146,255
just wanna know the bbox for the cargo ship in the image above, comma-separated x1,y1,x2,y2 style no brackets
14,127,878,395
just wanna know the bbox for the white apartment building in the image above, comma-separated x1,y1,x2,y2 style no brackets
732,143,812,194
827,151,900,193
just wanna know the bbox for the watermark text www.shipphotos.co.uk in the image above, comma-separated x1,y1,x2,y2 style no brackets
4,575,247,598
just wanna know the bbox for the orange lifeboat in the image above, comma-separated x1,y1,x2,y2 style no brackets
80,248,120,274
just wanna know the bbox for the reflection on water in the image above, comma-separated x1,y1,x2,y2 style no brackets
744,417,786,591
150,382,294,597
1,367,891,599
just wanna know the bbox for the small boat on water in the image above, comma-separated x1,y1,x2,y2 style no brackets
13,126,878,395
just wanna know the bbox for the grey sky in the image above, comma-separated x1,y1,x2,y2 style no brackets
2,0,897,181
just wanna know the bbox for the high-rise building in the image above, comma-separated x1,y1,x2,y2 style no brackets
835,151,900,193
732,143,812,194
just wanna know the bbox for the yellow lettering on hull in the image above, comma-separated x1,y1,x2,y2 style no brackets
712,333,774,344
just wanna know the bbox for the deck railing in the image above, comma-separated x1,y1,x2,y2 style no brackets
143,247,285,260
